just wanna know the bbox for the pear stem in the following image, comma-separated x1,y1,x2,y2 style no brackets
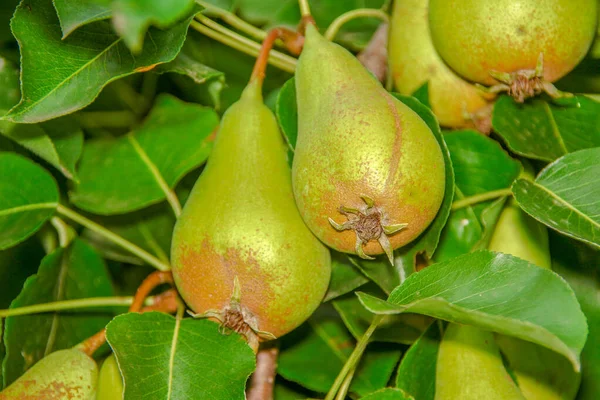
451,188,513,211
251,27,304,85
335,364,357,400
324,9,390,42
196,0,268,43
129,271,174,313
324,315,384,400
56,205,171,271
189,20,296,73
298,0,312,18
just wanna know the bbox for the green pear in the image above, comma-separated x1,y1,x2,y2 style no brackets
171,79,331,348
388,0,490,128
96,354,123,400
490,197,580,400
435,323,525,400
0,348,97,399
293,23,446,264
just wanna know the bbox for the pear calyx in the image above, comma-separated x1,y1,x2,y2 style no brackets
328,196,407,264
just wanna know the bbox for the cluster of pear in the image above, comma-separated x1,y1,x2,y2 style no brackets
390,0,597,127
170,21,446,347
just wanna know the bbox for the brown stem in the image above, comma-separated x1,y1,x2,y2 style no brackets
247,345,279,400
298,15,316,35
129,271,174,313
251,28,304,84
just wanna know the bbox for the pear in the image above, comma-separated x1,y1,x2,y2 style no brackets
388,0,490,129
490,197,580,400
96,354,124,400
435,324,525,400
293,24,446,263
0,348,97,399
170,79,331,349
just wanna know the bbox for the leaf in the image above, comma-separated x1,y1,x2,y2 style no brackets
395,323,442,400
0,238,44,308
434,130,521,261
154,39,224,86
82,203,174,265
2,238,114,386
0,153,59,250
106,312,256,399
0,116,84,180
112,0,197,53
492,95,600,162
323,251,369,302
361,388,415,400
357,250,587,371
550,233,600,400
275,77,297,166
277,306,402,397
0,57,20,113
52,0,111,38
4,0,194,123
333,287,431,345
512,148,600,249
0,0,18,44
70,94,218,215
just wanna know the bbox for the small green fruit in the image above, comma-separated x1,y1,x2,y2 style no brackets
429,0,597,86
171,80,331,346
388,0,489,128
0,349,97,399
96,354,123,400
293,24,446,263
435,324,525,400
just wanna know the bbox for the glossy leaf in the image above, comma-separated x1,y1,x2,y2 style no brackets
362,388,414,400
2,239,114,386
0,0,18,44
0,153,59,250
106,312,256,400
512,148,600,248
323,251,369,302
53,0,111,37
278,306,402,397
492,95,600,161
276,77,297,166
357,250,587,371
0,57,20,113
155,40,224,86
395,323,442,400
70,94,218,215
4,0,194,123
435,130,521,261
0,116,84,180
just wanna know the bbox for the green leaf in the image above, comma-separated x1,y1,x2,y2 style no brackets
512,148,600,249
333,287,431,345
112,0,197,53
82,203,174,265
492,95,600,162
0,57,20,113
0,0,18,44
434,130,521,261
395,323,442,400
70,94,218,215
2,238,114,386
0,238,44,308
4,0,194,123
52,0,111,38
275,77,297,166
550,233,600,400
106,313,256,399
357,250,587,371
323,251,369,302
0,116,84,180
0,153,59,250
277,306,402,397
361,388,415,400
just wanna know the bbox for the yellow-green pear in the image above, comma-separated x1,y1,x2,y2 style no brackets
389,0,490,128
435,324,525,400
171,78,331,349
96,354,123,400
293,23,446,264
0,348,97,399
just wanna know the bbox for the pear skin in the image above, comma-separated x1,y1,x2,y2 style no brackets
171,80,331,344
435,324,525,400
0,349,97,399
293,24,445,263
96,354,124,400
388,0,490,128
490,198,581,400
